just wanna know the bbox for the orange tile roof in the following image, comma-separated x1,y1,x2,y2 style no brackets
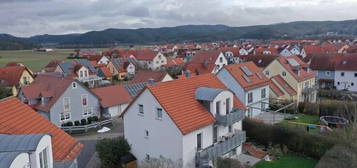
0,97,83,161
222,62,270,91
145,74,246,134
131,71,169,83
185,63,217,75
92,85,132,108
269,80,285,97
272,75,297,96
0,66,28,86
277,56,316,82
164,58,185,67
190,50,222,64
99,67,112,78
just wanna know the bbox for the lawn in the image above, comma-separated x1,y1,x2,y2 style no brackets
0,49,74,71
279,114,321,133
254,154,318,168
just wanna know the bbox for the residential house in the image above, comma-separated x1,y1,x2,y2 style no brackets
310,55,336,89
185,50,228,75
134,49,167,70
269,75,297,100
217,62,270,117
242,54,278,70
0,97,83,168
254,47,278,55
264,56,316,102
42,60,64,73
19,75,101,127
97,55,110,65
0,65,34,96
131,71,173,84
97,67,113,81
122,74,246,168
334,56,357,91
92,85,132,118
107,58,136,80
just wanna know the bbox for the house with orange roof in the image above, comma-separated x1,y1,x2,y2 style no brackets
185,50,228,75
0,65,34,96
0,97,83,168
217,62,270,117
122,74,246,168
133,49,167,70
18,75,101,127
264,56,316,103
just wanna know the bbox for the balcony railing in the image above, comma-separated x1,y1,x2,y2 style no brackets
196,130,246,166
215,109,245,126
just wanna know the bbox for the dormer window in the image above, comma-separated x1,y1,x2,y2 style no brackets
72,82,77,88
282,72,287,77
216,101,220,115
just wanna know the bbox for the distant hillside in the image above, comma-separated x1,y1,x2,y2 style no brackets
0,34,38,50
1,19,357,49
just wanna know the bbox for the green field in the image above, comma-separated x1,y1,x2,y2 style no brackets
0,49,74,71
254,154,318,168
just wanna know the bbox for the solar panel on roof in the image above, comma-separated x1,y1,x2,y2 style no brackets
242,74,251,83
240,66,253,76
287,58,299,67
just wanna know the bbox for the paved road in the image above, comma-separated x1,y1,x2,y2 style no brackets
75,118,124,168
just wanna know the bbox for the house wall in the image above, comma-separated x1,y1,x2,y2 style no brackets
162,74,174,82
19,69,34,86
107,62,119,76
335,70,357,91
49,81,100,126
9,153,30,168
31,135,53,168
148,53,167,70
126,63,136,75
245,85,269,117
280,49,293,57
123,89,183,166
213,53,228,73
98,56,110,65
315,70,335,88
106,103,128,117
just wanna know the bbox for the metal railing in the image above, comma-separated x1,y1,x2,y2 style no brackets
196,130,246,166
61,119,113,134
215,109,245,126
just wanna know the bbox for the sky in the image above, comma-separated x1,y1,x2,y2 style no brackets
1,0,357,37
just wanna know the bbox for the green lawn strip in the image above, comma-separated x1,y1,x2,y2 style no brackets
278,114,321,133
254,154,318,168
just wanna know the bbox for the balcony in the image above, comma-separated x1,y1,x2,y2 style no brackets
215,108,245,126
196,130,246,166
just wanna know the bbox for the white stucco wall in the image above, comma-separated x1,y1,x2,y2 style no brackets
335,70,357,91
9,153,30,168
123,89,183,166
108,103,128,117
30,135,53,168
162,74,174,82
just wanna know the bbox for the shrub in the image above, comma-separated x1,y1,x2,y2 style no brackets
87,116,93,124
74,120,80,126
81,119,87,125
243,119,335,159
92,116,99,122
300,102,320,116
96,137,131,168
216,157,249,168
65,121,73,126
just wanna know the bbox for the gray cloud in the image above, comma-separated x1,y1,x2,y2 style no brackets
0,0,356,37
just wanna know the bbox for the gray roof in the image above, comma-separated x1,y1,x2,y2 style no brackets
59,62,73,75
0,152,23,168
111,58,137,70
75,59,98,73
195,87,225,101
0,134,47,153
124,82,147,98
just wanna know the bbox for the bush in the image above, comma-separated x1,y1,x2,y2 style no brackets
92,116,99,122
243,119,335,159
299,102,320,116
74,120,80,126
81,119,87,125
216,157,249,168
96,137,131,168
65,121,73,126
87,117,93,124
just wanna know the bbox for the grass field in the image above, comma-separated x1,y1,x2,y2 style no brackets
254,154,318,168
0,49,74,71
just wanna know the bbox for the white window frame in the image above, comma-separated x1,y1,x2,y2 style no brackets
144,129,149,139
63,97,70,111
72,82,77,88
60,112,71,121
156,108,163,119
39,147,49,168
138,104,144,115
81,94,88,107
282,71,287,77
248,92,253,104
83,107,92,116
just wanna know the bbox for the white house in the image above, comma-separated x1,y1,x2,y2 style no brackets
185,50,228,75
122,74,246,168
217,62,270,117
0,134,53,168
134,50,167,70
97,56,110,65
334,56,357,91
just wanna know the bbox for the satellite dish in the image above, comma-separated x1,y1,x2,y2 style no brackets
97,127,111,133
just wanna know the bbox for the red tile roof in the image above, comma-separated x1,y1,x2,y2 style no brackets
0,66,28,86
185,63,217,75
309,55,337,71
243,54,278,68
334,55,357,71
21,75,75,112
0,97,83,161
141,74,246,134
189,50,222,64
277,56,316,82
134,49,159,61
164,58,185,67
99,67,112,78
269,80,285,97
222,62,270,91
254,47,279,55
272,75,297,96
131,71,170,83
92,85,132,108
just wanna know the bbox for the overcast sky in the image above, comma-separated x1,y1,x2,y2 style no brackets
1,0,357,37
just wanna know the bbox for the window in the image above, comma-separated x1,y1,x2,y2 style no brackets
341,72,345,77
197,133,202,151
355,73,357,77
261,88,266,98
63,97,70,111
85,70,88,77
248,92,253,103
80,71,83,78
138,104,144,114
72,82,77,88
282,71,286,77
352,83,354,86
325,71,331,76
156,108,163,119
265,71,269,76
228,125,232,133
39,148,48,168
213,127,218,143
83,107,92,116
60,112,71,121
219,57,223,63
337,82,340,85
225,98,230,115
145,130,149,138
146,154,150,160
216,101,220,115
82,94,88,107
261,102,265,111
